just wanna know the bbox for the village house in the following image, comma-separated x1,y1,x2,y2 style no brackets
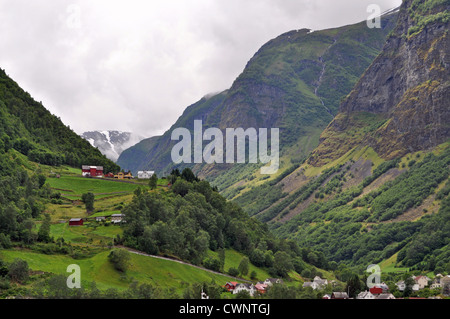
111,214,125,224
137,171,155,179
225,278,282,296
263,278,284,286
368,282,389,296
224,282,238,292
254,283,268,294
430,274,443,290
82,165,104,177
331,292,349,299
396,280,419,292
441,275,450,296
95,216,106,222
357,290,396,300
69,218,84,226
413,275,430,289
357,291,376,299
114,171,133,180
396,277,425,292
302,276,328,290
233,283,256,297
376,293,396,299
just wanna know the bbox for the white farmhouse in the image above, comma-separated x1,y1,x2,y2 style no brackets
233,283,256,297
137,171,155,179
302,276,328,290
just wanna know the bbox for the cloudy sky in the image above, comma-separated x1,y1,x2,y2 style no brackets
0,0,402,138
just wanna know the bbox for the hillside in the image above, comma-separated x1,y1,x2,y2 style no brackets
233,0,450,276
117,12,398,199
0,163,335,299
0,69,120,174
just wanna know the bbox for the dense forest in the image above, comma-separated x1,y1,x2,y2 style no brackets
121,168,330,278
0,68,119,173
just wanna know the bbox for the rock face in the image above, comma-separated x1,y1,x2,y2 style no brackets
309,0,450,165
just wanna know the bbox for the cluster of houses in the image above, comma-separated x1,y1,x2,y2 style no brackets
396,274,450,292
302,274,450,299
224,278,284,297
303,276,329,290
81,165,155,180
68,213,125,226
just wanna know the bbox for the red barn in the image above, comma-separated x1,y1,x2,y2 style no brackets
82,165,104,177
69,218,84,226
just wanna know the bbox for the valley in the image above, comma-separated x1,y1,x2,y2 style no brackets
1,0,449,301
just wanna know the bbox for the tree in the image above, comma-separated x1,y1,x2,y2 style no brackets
218,248,226,272
172,179,191,197
238,257,250,277
265,284,297,299
228,267,239,277
402,275,415,297
181,168,197,183
37,174,46,189
81,192,95,213
8,258,29,283
38,214,51,242
345,274,363,298
273,251,293,278
250,249,265,267
149,173,158,190
193,230,210,263
108,248,131,273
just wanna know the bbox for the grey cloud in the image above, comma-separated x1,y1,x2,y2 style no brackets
0,0,402,138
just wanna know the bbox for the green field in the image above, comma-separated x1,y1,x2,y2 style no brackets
45,175,143,200
0,249,239,293
48,223,123,245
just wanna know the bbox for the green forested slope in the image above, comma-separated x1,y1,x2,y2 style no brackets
0,68,119,173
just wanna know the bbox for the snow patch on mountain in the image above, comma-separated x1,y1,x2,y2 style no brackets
81,130,145,162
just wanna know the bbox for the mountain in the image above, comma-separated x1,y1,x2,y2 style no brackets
309,0,450,166
0,68,120,174
234,0,450,272
81,130,144,163
117,12,398,194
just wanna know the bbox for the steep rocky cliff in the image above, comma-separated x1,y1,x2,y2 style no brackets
309,0,450,165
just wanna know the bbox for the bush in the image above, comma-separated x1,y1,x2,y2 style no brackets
228,267,239,277
203,257,221,272
108,249,131,273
